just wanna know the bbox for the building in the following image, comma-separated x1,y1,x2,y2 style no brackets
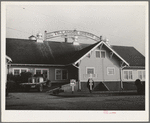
6,32,145,91
6,55,12,80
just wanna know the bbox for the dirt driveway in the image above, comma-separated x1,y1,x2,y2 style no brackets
6,92,145,110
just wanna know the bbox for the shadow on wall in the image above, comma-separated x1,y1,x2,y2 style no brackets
93,82,108,91
81,82,109,91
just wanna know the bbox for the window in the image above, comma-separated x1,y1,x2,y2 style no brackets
13,68,28,75
35,69,49,81
138,70,145,80
43,70,48,80
21,69,27,73
101,51,106,58
36,70,41,75
56,70,61,80
107,67,115,75
55,69,68,80
62,70,67,79
84,67,97,78
95,50,106,58
123,70,133,80
96,51,100,58
14,69,20,75
86,67,95,74
129,71,133,79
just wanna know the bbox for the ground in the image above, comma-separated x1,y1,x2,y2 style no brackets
6,91,145,110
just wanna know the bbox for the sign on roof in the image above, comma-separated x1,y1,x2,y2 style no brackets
44,30,100,41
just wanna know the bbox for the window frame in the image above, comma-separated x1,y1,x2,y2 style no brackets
35,68,49,79
86,67,95,75
95,50,101,58
95,50,106,58
13,68,28,75
101,50,106,58
55,69,68,80
123,70,133,80
35,68,49,74
137,70,145,81
107,67,115,75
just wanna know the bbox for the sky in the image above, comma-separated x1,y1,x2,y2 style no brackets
5,2,147,56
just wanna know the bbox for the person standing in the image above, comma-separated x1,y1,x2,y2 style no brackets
87,77,94,93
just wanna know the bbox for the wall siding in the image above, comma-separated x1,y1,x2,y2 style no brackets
9,65,78,85
79,45,121,82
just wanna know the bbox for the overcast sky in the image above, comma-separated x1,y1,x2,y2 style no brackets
5,2,147,55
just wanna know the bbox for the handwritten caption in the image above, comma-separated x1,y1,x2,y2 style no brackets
103,110,116,114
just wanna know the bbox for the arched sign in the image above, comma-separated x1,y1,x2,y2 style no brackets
44,30,100,41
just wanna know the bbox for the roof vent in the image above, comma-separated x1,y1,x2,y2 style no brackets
72,36,79,45
28,35,36,40
64,35,68,43
104,38,109,45
36,33,43,43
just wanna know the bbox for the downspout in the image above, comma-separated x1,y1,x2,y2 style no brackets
72,63,81,91
102,59,105,83
120,64,127,90
7,62,12,81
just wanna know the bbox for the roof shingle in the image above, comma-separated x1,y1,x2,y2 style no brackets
6,38,145,66
111,45,145,66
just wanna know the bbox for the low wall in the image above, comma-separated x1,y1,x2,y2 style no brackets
122,81,145,90
104,81,121,91
54,81,143,92
81,81,122,91
80,81,134,91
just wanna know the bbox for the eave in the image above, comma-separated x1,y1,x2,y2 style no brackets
74,41,130,66
10,63,65,67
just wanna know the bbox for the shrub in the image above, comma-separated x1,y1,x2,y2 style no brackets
7,80,17,92
135,79,145,95
20,72,32,83
6,72,33,92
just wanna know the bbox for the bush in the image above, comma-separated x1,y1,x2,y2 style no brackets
20,72,32,83
6,72,33,92
7,80,17,92
135,79,145,95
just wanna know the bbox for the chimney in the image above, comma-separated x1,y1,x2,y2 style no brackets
64,35,68,43
65,38,68,43
106,39,109,44
72,36,79,45
100,36,102,41
104,38,109,45
44,30,47,41
36,33,43,43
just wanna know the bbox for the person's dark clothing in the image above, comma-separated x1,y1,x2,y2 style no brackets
87,78,94,93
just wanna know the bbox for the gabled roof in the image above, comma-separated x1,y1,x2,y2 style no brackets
6,38,90,65
111,45,145,66
6,38,145,67
68,41,101,64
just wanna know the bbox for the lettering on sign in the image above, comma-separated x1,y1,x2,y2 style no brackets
103,110,116,114
70,79,76,93
45,30,100,41
70,79,76,86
